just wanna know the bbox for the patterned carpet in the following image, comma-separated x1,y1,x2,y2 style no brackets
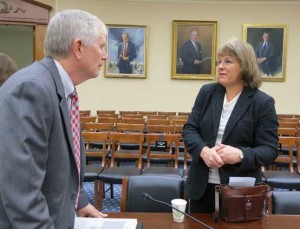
83,163,185,212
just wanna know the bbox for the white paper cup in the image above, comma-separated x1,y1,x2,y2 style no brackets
171,199,187,223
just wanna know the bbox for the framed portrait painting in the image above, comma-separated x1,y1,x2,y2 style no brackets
243,24,288,82
105,24,147,78
172,20,217,80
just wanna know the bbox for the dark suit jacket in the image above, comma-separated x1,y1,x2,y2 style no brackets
183,83,278,200
0,57,89,229
255,41,276,74
181,40,203,74
117,41,137,74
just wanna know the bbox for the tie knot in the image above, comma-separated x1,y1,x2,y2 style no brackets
70,91,78,100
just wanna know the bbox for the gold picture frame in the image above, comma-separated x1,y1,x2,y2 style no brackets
105,24,148,79
243,24,288,82
171,20,217,80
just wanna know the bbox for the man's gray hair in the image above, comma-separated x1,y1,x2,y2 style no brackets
44,9,107,58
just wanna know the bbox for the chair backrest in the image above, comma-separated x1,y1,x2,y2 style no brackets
80,116,97,123
145,124,174,134
168,115,188,121
138,111,158,116
268,191,300,215
276,136,297,172
121,117,145,124
177,112,191,116
171,119,187,126
119,111,139,115
96,110,116,115
115,123,145,133
98,113,119,118
79,110,91,117
279,122,298,129
121,175,184,212
278,128,296,137
83,123,114,132
147,114,169,120
146,119,171,125
109,132,145,169
82,132,108,167
98,117,119,124
80,116,97,129
157,111,177,116
144,133,181,168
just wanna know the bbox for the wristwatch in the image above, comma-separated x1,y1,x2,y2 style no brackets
239,149,244,160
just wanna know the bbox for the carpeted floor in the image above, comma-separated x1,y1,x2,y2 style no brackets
83,163,185,212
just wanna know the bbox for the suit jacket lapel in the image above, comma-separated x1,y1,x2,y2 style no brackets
212,85,225,136
40,57,74,153
222,88,254,142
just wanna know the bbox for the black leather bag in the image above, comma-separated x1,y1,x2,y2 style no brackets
214,183,269,223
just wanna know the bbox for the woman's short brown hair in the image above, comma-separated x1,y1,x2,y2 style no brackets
217,39,262,89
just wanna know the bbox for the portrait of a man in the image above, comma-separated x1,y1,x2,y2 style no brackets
105,25,147,78
172,21,217,80
243,24,288,81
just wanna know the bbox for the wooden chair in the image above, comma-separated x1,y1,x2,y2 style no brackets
98,113,119,118
97,132,144,201
171,119,187,126
115,123,145,133
171,123,191,179
142,133,182,177
278,118,300,123
147,114,169,120
96,110,116,116
83,123,115,132
98,117,119,124
82,132,108,210
263,137,300,190
79,110,91,117
168,115,188,121
80,116,97,129
119,111,139,115
278,128,297,137
147,119,171,125
80,116,97,124
157,111,176,116
121,117,145,124
177,112,191,116
277,114,294,119
138,111,158,116
121,114,145,119
279,122,299,129
145,124,174,134
121,175,184,212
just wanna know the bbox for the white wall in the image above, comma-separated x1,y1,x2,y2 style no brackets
43,0,300,114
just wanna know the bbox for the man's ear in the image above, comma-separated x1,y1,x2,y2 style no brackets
72,39,83,59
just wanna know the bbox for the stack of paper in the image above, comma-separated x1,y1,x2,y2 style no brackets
75,217,138,229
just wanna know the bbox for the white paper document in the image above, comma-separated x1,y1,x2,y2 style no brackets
229,177,256,187
74,217,138,229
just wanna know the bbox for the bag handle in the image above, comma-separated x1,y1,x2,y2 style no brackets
214,185,220,222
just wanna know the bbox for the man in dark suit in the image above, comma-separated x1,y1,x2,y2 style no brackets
0,10,107,228
181,29,203,74
255,32,275,76
117,32,137,74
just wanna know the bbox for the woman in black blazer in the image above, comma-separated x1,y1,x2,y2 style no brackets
183,39,278,213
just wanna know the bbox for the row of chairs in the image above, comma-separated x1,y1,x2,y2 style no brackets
80,110,190,117
82,131,190,210
262,136,300,191
120,175,300,215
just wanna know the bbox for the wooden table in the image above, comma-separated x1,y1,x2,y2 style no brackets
107,212,300,229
